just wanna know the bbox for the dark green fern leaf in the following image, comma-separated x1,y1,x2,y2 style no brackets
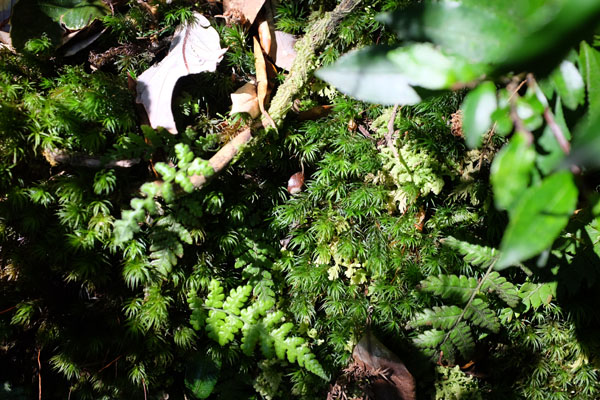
414,329,445,348
448,322,475,358
420,274,478,303
412,306,462,330
464,298,500,332
443,236,498,268
481,271,520,307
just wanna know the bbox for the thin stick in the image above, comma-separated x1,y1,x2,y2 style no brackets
543,108,570,154
37,348,42,400
0,305,16,314
98,355,122,373
527,75,570,154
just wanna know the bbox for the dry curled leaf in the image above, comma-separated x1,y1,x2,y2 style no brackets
353,331,416,400
272,31,297,71
258,18,271,54
253,35,276,128
223,0,265,25
230,82,260,119
136,13,226,133
414,207,426,231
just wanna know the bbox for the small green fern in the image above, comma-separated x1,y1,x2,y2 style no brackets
188,279,328,380
413,238,519,360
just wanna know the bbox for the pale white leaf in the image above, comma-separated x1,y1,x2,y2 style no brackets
230,82,260,118
136,13,226,134
272,31,297,71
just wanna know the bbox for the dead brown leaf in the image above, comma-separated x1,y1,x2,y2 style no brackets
230,82,260,119
136,13,226,133
352,332,416,400
223,0,265,25
253,35,276,128
257,18,271,54
414,207,426,231
272,31,297,71
0,31,11,48
297,104,334,121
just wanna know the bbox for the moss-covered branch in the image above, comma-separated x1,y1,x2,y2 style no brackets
188,0,362,190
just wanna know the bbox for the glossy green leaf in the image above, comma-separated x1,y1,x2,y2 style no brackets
39,0,108,30
378,1,521,63
185,355,221,399
10,0,109,50
579,41,600,117
380,0,600,74
499,0,600,74
497,171,578,269
550,61,584,110
490,133,536,211
565,111,600,169
386,43,488,90
515,94,544,131
461,81,497,148
315,46,421,105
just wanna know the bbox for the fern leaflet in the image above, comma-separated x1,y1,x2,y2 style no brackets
443,236,498,268
420,274,478,303
448,322,475,358
481,271,520,307
412,306,462,330
464,298,500,333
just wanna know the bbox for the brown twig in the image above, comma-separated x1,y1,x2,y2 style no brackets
98,355,122,373
527,74,570,154
0,305,16,314
37,348,42,400
358,124,376,141
544,108,570,153
186,0,362,191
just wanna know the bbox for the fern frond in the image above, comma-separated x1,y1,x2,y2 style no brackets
448,322,475,358
481,271,520,307
189,280,327,379
412,306,462,330
414,329,445,348
464,298,500,333
519,281,557,311
420,274,478,303
443,236,498,268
